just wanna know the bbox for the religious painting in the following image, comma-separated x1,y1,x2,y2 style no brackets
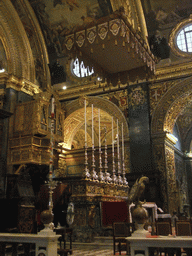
142,0,192,36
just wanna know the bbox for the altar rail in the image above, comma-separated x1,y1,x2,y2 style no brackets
0,231,60,256
127,236,192,256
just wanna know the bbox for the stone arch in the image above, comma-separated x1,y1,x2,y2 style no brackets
64,96,129,149
0,0,51,89
151,76,192,135
0,0,35,81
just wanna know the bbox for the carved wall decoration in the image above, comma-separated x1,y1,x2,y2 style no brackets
88,205,96,228
63,96,129,149
73,208,87,227
129,86,146,109
10,0,51,89
164,91,192,133
152,143,168,212
176,104,192,143
9,140,50,166
165,145,179,214
0,0,34,82
55,157,67,178
102,90,128,112
175,154,189,212
151,76,192,134
149,80,181,116
13,96,64,140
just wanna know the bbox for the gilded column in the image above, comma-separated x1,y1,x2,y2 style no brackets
165,145,179,214
134,0,149,45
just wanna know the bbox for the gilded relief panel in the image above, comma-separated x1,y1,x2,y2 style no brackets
165,145,179,214
151,77,192,134
175,155,189,211
149,80,180,117
153,143,168,212
73,208,86,227
11,0,49,88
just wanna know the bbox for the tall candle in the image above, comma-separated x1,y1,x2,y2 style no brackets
84,99,87,143
92,104,94,147
98,109,101,148
117,119,119,155
122,123,124,160
51,96,55,118
112,117,114,153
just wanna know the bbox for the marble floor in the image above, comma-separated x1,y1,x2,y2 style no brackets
63,239,127,256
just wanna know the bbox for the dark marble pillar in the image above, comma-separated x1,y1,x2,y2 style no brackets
128,82,153,174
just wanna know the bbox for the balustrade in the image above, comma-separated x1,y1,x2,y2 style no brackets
126,236,192,256
0,230,60,256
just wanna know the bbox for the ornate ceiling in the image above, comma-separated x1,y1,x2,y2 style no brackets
6,0,192,151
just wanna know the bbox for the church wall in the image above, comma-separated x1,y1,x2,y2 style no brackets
128,82,153,174
185,159,192,215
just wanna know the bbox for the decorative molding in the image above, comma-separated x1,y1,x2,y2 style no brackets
10,0,51,89
165,145,179,214
155,60,192,80
63,96,129,149
151,76,192,134
152,143,168,212
0,0,35,82
0,72,40,96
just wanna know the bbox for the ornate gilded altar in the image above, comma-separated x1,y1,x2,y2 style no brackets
53,177,129,241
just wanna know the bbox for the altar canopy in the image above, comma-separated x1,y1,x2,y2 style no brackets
64,12,155,84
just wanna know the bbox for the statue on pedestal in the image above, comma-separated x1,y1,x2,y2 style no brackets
128,176,149,237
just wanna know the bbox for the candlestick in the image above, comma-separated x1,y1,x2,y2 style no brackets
117,119,123,185
83,99,91,180
104,127,112,183
91,104,98,181
117,119,119,156
121,122,128,186
47,96,57,230
98,108,101,148
122,122,124,161
92,104,94,147
98,109,104,182
112,117,114,153
85,99,87,143
112,116,117,184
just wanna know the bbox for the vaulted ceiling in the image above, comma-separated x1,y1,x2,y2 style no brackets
9,0,192,151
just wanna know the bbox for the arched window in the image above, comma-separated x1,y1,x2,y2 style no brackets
176,24,192,52
72,58,94,78
169,18,192,57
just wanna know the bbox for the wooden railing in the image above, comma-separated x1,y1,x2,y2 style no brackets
0,228,60,256
126,235,192,256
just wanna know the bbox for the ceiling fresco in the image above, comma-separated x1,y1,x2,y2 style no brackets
29,0,113,57
9,0,192,151
142,0,192,37
27,0,192,59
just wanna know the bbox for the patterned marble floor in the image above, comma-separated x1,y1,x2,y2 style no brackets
62,241,127,256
